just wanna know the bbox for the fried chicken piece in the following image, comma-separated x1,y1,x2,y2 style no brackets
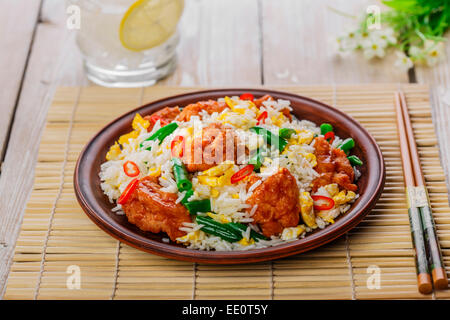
144,106,181,131
183,122,240,172
246,168,300,237
253,94,292,121
121,176,191,241
176,100,227,122
312,137,357,192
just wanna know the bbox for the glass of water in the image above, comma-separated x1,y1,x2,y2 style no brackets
68,0,184,87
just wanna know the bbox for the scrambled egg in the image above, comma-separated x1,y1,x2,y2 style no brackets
304,153,317,167
281,226,305,241
148,166,161,177
179,230,202,242
270,114,287,127
207,212,231,223
333,190,356,205
106,142,121,161
198,163,236,187
118,130,139,145
324,184,339,197
131,113,150,131
238,237,255,246
201,161,234,177
296,129,314,144
299,192,317,228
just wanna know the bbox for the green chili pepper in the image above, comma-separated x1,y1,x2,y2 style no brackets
227,222,268,241
348,155,363,166
185,199,211,215
320,123,333,135
140,122,178,150
250,126,288,152
171,157,192,192
279,128,296,140
338,138,355,153
196,216,241,242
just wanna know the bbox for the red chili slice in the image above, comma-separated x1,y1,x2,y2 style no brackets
256,111,268,125
149,115,169,127
123,161,140,177
311,195,335,211
171,135,185,158
324,131,335,143
230,164,254,184
240,93,254,101
117,178,139,205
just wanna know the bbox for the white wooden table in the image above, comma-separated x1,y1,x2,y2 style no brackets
1,0,450,298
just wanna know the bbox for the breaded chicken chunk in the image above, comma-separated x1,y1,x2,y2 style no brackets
183,122,240,172
144,106,181,131
245,168,300,237
312,137,357,192
176,100,227,122
122,176,191,241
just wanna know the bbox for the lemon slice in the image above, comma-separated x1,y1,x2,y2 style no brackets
119,0,184,52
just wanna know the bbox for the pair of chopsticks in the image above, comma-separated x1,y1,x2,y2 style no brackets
394,91,448,294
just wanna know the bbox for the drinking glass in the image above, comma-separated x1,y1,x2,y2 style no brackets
68,0,184,87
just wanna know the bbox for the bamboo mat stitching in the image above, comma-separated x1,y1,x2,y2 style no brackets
333,83,357,299
33,87,81,299
111,241,120,300
270,261,274,299
191,263,197,300
110,88,145,300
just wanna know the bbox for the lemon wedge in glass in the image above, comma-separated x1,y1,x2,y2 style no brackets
119,0,184,52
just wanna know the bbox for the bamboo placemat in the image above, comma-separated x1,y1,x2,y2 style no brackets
4,84,450,300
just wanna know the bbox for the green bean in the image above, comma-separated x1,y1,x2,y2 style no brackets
227,222,268,241
185,199,211,214
279,128,296,140
181,189,194,205
250,126,288,152
348,155,363,166
320,123,333,135
338,138,355,153
196,216,241,242
140,122,178,150
171,157,192,192
248,147,267,171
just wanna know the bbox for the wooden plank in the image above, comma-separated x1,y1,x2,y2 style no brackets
413,35,450,200
261,0,409,85
0,0,42,164
161,0,261,86
0,0,86,298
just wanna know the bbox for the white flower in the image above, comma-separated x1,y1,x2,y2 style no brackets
375,27,397,46
423,40,445,67
394,51,413,71
362,38,386,60
361,30,388,49
408,45,422,58
357,30,371,46
337,30,360,51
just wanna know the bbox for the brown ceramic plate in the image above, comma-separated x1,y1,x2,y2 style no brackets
74,88,385,264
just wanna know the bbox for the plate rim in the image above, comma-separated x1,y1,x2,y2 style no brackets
74,88,386,264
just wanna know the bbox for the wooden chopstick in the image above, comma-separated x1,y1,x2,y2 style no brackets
398,91,448,290
394,91,432,294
